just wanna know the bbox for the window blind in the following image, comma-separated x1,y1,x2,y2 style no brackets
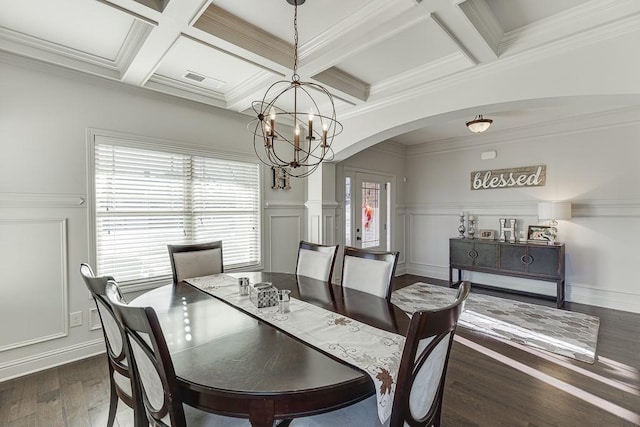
93,139,261,284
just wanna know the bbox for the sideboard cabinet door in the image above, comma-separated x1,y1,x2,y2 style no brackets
527,245,561,277
499,244,526,273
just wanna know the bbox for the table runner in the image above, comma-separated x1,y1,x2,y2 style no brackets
186,274,405,423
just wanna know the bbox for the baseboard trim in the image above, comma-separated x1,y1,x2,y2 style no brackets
568,283,640,314
0,339,105,382
402,267,640,314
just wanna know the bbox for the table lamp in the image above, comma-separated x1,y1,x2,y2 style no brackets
538,201,572,244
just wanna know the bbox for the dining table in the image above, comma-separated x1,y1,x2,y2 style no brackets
131,272,410,427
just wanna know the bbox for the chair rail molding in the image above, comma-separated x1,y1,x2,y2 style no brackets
0,193,85,208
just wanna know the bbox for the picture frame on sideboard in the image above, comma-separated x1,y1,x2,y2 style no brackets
527,225,552,242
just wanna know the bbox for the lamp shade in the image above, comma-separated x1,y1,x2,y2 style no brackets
538,201,572,220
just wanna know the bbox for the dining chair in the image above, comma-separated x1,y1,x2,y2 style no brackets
295,241,339,283
290,281,471,427
79,263,145,427
340,246,399,300
167,240,223,283
105,278,253,427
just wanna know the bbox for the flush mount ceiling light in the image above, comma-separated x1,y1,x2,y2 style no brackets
248,0,342,178
466,115,493,133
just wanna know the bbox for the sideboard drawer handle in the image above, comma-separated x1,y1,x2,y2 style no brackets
468,250,478,259
521,255,533,265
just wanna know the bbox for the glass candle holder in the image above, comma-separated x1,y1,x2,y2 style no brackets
278,289,291,313
238,277,250,296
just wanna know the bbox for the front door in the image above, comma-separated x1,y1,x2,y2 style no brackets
353,172,389,251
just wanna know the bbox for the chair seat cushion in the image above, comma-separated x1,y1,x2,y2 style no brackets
290,396,386,427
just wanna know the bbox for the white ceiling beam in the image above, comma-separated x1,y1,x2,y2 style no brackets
113,0,210,85
419,0,499,64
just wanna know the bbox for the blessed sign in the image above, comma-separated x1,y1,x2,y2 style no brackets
471,165,546,190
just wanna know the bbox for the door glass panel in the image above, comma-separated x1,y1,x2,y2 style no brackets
361,181,380,248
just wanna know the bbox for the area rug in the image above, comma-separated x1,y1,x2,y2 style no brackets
391,283,600,364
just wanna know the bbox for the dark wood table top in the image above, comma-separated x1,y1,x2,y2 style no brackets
131,272,409,426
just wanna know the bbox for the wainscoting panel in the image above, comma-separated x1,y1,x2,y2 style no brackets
268,214,302,274
0,219,68,352
323,214,335,246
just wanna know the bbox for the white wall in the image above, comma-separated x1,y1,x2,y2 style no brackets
402,107,640,313
0,56,304,380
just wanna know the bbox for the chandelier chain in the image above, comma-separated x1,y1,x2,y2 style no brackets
293,3,299,80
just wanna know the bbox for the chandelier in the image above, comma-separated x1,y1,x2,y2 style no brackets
248,0,342,178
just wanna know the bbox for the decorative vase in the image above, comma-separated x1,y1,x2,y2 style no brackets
458,212,466,238
468,215,476,239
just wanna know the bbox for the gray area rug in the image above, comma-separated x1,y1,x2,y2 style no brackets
391,283,600,364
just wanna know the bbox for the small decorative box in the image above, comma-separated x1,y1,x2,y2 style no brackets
249,282,278,308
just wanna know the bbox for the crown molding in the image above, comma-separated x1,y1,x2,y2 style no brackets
300,0,408,59
226,70,279,112
145,74,226,107
368,141,407,157
95,0,160,26
297,4,427,79
406,105,640,157
369,52,471,100
498,0,640,56
0,27,120,79
341,9,640,125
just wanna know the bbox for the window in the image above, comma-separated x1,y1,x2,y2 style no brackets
91,134,261,284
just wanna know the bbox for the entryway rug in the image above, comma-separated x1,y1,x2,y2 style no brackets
391,283,600,364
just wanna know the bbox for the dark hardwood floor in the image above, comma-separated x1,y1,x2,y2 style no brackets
1,274,638,426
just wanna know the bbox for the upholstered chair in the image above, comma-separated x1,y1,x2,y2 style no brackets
167,241,223,283
340,246,399,300
295,241,339,283
290,281,471,427
79,263,144,427
105,279,252,427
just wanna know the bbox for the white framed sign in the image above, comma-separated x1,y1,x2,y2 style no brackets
471,165,546,190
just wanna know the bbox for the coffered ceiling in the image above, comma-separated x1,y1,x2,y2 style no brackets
1,0,638,154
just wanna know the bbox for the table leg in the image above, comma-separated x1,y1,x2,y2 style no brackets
249,400,275,427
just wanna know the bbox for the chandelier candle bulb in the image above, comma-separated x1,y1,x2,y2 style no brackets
294,124,300,150
270,108,276,134
308,111,313,140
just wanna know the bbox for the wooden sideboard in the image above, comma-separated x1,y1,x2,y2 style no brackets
449,238,566,308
